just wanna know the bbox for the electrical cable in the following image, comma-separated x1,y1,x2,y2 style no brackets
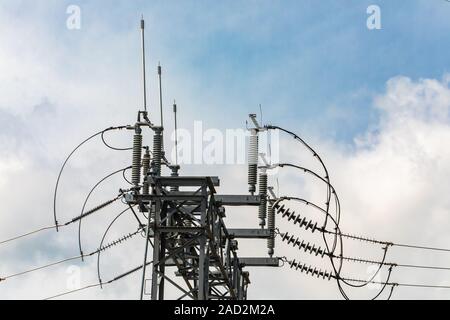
265,125,336,223
44,283,102,300
101,130,133,151
0,226,141,283
44,259,155,300
122,166,133,185
53,126,130,231
77,166,131,258
271,163,341,252
96,206,141,286
275,196,390,298
326,229,450,253
1,193,125,248
285,256,450,294
276,203,450,271
265,125,358,297
0,225,66,246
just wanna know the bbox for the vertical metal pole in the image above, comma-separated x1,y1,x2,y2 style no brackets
158,64,164,151
139,203,153,300
140,17,148,112
158,205,166,300
173,102,178,166
151,186,162,300
198,184,207,300
151,201,161,300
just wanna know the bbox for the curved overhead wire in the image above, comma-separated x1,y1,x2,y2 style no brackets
101,130,133,151
77,166,131,257
276,195,391,298
96,206,136,286
53,126,129,231
122,167,133,185
271,163,341,253
266,124,402,299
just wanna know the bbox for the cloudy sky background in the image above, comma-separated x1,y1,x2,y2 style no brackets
1,0,450,299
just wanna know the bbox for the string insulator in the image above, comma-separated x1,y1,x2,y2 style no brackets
248,130,258,194
142,149,151,195
267,202,275,256
95,229,141,254
152,127,163,176
258,171,268,227
280,232,327,258
288,259,333,281
274,203,320,233
68,197,119,224
132,130,143,187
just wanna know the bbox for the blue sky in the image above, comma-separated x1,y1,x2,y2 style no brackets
3,0,450,142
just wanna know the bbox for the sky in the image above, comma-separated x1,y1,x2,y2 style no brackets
1,0,450,300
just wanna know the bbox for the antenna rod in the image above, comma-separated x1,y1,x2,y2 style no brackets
158,63,164,150
140,16,148,112
173,101,178,166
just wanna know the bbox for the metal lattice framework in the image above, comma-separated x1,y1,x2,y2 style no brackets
125,173,280,300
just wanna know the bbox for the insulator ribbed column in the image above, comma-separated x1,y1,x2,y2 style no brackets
267,202,275,257
142,149,150,195
131,128,143,187
152,127,163,176
258,171,267,228
248,129,258,194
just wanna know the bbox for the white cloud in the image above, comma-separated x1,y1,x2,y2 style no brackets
263,75,450,299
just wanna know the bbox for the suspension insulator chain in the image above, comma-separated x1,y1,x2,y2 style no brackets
286,258,334,280
280,231,327,258
67,196,120,225
93,229,142,255
275,203,392,247
274,204,321,233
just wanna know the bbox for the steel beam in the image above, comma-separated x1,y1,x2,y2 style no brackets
239,257,280,267
215,195,261,206
228,228,271,239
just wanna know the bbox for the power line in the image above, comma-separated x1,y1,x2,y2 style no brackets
44,283,102,300
279,229,450,272
341,278,450,290
392,242,450,253
0,226,142,282
0,225,65,246
276,200,450,254
53,126,131,231
284,257,450,291
0,194,126,248
44,259,154,300
1,254,82,281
